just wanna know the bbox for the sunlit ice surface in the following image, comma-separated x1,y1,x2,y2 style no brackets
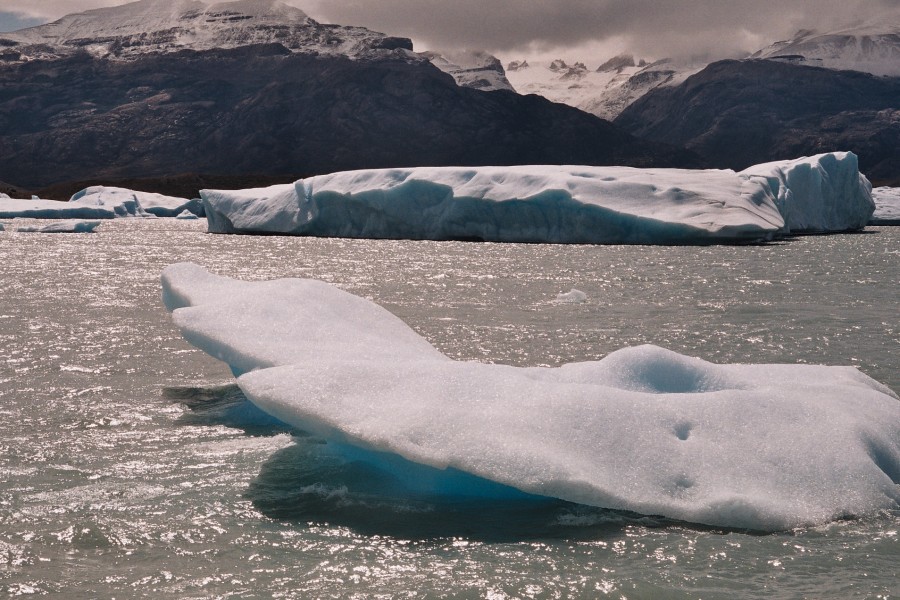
0,218,897,598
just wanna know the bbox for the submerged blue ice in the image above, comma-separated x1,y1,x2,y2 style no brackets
162,263,900,531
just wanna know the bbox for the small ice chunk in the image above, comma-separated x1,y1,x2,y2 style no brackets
554,289,588,303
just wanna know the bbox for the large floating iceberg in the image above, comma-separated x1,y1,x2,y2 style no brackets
739,153,874,232
201,153,873,244
162,263,900,531
0,186,202,219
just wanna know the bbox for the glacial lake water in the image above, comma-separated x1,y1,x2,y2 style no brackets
0,218,897,599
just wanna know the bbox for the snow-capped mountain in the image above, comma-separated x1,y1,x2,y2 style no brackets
504,56,702,120
423,50,514,91
0,0,697,192
497,20,900,120
0,0,414,62
751,23,900,76
614,58,900,180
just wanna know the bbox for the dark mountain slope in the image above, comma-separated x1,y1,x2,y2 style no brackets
0,44,697,189
615,59,900,179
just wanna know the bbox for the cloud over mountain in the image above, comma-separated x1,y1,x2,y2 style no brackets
4,0,900,60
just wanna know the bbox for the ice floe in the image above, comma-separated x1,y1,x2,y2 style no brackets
201,153,873,244
15,220,101,233
872,187,900,225
0,196,122,219
162,263,900,531
554,289,588,304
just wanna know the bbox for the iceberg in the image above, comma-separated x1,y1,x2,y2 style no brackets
162,263,900,531
200,153,872,244
739,153,874,232
554,289,588,304
872,187,900,225
16,220,101,233
71,186,204,218
0,187,202,219
0,196,120,219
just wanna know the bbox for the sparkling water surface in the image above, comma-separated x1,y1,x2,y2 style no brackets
0,219,897,599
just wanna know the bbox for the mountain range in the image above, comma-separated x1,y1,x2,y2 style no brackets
0,0,695,197
1,0,899,195
751,23,900,76
0,0,413,62
614,59,900,181
501,23,900,122
491,23,900,184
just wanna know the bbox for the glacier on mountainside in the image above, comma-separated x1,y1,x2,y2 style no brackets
871,187,900,225
505,58,702,120
424,50,514,92
201,153,872,244
161,263,900,531
751,23,900,77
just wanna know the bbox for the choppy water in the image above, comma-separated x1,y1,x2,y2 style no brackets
0,219,897,599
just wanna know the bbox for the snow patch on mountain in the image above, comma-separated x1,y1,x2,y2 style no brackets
505,57,701,120
0,0,416,63
751,23,900,76
424,50,514,92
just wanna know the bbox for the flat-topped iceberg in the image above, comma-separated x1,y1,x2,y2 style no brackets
162,263,900,531
0,187,202,219
872,187,900,225
0,196,122,219
201,153,873,244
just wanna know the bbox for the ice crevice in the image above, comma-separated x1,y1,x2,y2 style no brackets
162,263,900,531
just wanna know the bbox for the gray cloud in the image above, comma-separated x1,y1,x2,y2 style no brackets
4,0,900,61
304,0,900,60
1,1,125,19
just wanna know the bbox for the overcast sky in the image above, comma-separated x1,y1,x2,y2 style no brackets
2,0,900,64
